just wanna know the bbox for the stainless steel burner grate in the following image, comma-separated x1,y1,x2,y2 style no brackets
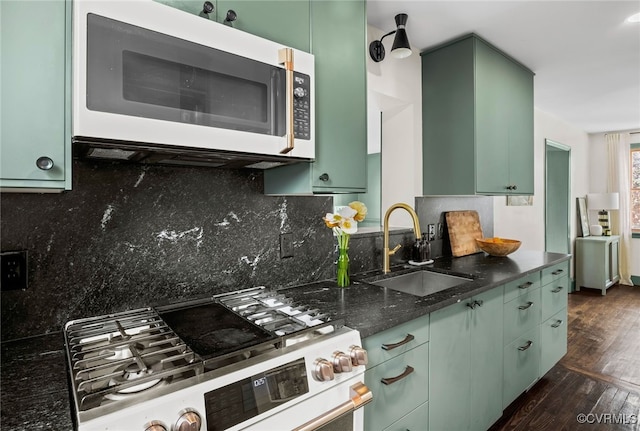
64,308,202,411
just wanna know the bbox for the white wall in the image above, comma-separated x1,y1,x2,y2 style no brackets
588,131,640,278
367,25,422,228
494,109,590,267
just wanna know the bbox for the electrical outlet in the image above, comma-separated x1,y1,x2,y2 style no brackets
427,224,436,241
1,250,28,291
279,233,294,259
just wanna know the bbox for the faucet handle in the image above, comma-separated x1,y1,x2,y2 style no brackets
389,244,402,255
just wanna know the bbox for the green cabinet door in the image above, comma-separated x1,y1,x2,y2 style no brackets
421,34,534,196
264,0,367,194
475,41,511,194
155,0,309,52
1,0,71,191
153,0,204,16
469,287,504,431
429,300,471,431
430,286,504,431
216,1,309,52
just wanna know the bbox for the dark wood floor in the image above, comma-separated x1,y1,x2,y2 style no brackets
490,283,640,431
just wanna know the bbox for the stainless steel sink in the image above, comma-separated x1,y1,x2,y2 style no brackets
369,270,472,297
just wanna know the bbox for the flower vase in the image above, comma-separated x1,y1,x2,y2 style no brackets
336,246,350,287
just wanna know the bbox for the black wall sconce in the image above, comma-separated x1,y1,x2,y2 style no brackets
369,13,412,62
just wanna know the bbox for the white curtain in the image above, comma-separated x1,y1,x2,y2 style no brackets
606,133,632,285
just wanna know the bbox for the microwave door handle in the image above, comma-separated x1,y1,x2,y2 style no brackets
291,382,373,431
278,48,294,154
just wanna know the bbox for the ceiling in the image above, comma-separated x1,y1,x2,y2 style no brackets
367,1,640,134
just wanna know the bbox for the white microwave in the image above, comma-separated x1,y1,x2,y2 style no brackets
72,0,314,168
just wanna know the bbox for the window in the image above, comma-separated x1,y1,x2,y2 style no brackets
632,143,640,232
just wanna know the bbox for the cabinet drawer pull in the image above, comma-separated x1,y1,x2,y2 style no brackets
467,299,483,309
381,333,415,351
551,269,564,275
518,301,534,310
381,365,414,385
551,286,564,293
517,340,534,351
551,319,564,328
518,281,533,290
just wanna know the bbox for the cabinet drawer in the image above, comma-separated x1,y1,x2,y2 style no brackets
504,288,541,345
363,314,429,367
504,272,540,303
364,342,429,431
541,276,569,322
541,261,569,286
540,308,568,377
383,401,429,431
503,327,540,409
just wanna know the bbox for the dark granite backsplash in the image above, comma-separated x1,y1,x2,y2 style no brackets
0,161,414,342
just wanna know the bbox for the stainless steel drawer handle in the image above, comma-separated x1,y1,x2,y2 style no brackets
552,269,565,275
551,319,564,328
518,301,534,310
551,286,564,293
381,365,415,385
292,381,373,431
518,281,533,289
518,340,534,351
381,333,415,351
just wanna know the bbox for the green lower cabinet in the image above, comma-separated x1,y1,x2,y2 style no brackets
429,286,504,431
503,327,540,408
540,308,568,377
384,401,429,431
364,342,429,431
503,287,541,346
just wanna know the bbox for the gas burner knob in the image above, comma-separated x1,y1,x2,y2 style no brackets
332,351,353,373
313,358,335,382
349,345,369,366
144,421,167,431
175,409,202,431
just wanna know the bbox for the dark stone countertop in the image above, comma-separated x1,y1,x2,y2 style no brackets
0,332,73,431
278,249,571,338
0,249,569,430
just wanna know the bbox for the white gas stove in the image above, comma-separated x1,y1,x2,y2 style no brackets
64,287,371,431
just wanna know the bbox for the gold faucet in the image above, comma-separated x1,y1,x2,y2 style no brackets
383,203,422,273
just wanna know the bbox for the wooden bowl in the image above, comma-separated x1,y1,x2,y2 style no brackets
475,237,521,257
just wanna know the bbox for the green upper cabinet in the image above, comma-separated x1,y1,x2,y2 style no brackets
421,34,534,196
155,0,310,52
1,0,71,191
216,1,309,52
263,0,367,194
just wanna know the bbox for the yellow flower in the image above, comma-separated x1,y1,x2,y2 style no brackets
323,213,341,228
349,201,367,222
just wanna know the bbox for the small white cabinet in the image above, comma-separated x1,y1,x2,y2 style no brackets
576,235,620,295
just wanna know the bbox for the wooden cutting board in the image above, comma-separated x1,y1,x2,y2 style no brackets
446,210,484,257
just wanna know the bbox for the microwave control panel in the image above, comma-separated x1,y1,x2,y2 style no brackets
293,72,311,140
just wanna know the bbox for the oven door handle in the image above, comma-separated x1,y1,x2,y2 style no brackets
278,47,295,154
291,381,372,431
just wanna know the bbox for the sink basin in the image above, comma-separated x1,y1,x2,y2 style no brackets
369,270,472,297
